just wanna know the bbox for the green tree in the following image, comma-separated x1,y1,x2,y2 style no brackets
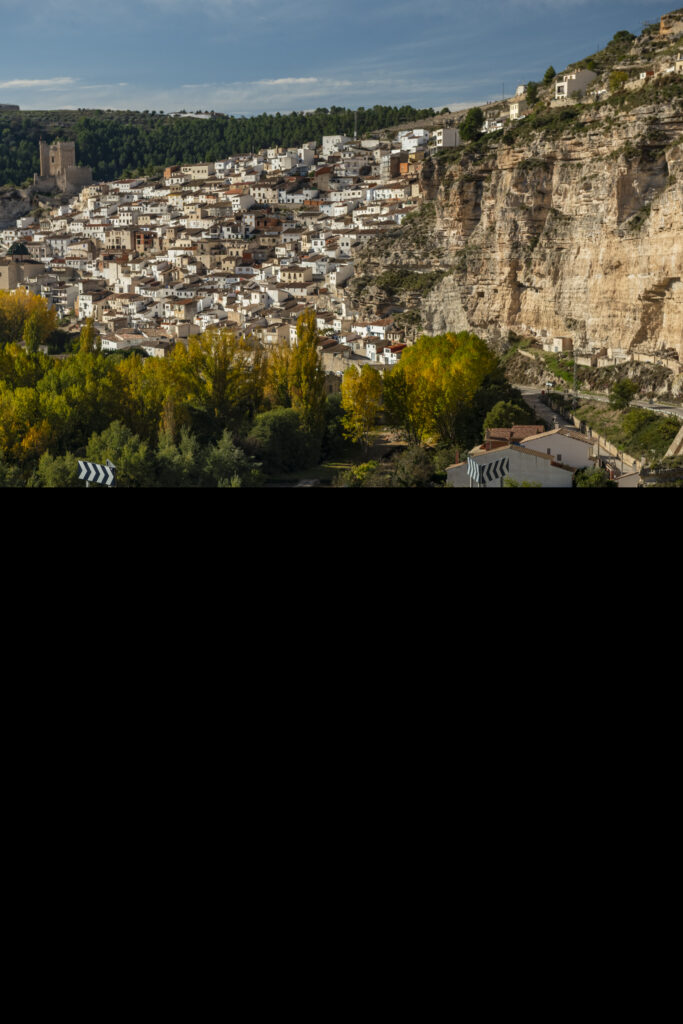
169,328,266,441
543,66,557,85
320,393,347,461
32,451,80,487
526,82,540,105
7,242,29,256
246,406,316,474
609,379,638,410
289,310,327,444
86,420,154,487
482,400,536,435
391,446,435,487
0,451,24,487
609,71,629,93
155,424,204,486
574,467,617,488
460,107,484,142
334,461,378,488
204,429,262,487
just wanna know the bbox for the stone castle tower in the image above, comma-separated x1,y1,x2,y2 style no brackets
34,138,93,194
39,139,77,177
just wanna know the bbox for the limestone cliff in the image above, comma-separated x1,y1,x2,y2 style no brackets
349,83,683,385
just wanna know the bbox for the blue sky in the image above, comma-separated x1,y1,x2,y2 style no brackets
0,0,672,115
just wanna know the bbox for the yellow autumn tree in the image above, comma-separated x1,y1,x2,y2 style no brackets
341,364,383,449
264,339,293,409
78,317,101,353
384,332,499,446
0,289,57,351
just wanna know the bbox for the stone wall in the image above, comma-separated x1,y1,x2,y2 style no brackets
59,166,93,192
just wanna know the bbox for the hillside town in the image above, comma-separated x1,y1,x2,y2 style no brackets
0,7,682,488
1,8,682,385
0,126,462,377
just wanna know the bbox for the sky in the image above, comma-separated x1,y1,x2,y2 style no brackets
0,0,674,115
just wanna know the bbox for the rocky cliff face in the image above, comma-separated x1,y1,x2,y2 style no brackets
0,188,32,229
350,91,683,376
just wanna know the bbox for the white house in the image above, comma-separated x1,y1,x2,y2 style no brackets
518,428,594,471
508,97,528,121
398,129,430,153
431,127,461,149
555,68,597,100
542,336,574,354
447,444,576,488
322,135,351,158
482,119,505,134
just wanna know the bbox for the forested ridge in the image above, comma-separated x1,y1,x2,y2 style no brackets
0,104,435,186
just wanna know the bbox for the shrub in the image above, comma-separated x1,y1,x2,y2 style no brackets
609,379,638,409
245,407,318,474
460,107,484,142
574,468,617,488
609,71,630,93
482,400,537,435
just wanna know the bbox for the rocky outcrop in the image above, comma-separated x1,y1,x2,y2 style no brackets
434,102,683,364
0,188,32,229
352,91,683,377
419,273,469,336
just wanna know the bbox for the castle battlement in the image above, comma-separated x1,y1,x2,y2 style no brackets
34,139,93,195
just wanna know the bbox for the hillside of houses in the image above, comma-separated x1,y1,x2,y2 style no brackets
1,9,682,401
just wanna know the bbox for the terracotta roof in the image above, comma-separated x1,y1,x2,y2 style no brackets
521,427,591,444
487,425,544,441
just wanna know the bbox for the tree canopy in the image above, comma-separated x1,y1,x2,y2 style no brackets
460,107,485,143
340,364,383,449
384,331,499,446
0,301,331,485
609,379,638,410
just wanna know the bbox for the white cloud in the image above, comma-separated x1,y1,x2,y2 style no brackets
257,77,319,86
0,77,77,89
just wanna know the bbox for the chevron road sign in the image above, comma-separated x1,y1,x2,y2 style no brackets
467,456,510,487
78,460,116,487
